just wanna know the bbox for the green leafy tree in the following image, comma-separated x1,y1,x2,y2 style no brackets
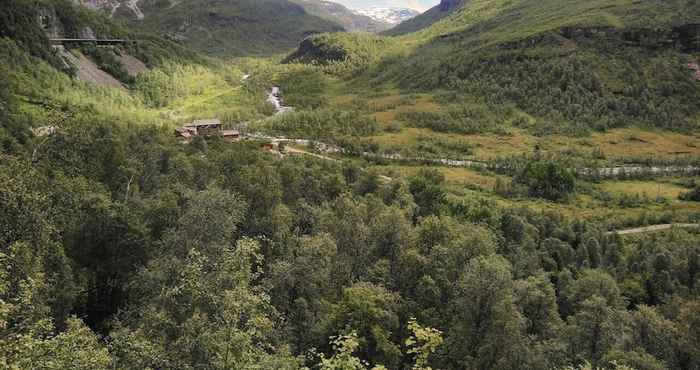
565,296,626,366
405,318,443,370
603,350,666,370
627,305,679,368
314,194,373,283
677,300,700,369
2,317,113,370
409,171,447,218
445,255,525,370
269,234,339,351
515,161,576,201
319,332,387,370
565,269,625,313
114,238,298,369
514,273,563,340
329,282,402,369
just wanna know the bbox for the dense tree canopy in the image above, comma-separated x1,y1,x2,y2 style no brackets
2,1,700,368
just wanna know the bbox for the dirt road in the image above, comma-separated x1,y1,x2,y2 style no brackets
607,223,699,235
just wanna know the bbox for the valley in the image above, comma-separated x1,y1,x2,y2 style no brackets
1,0,700,369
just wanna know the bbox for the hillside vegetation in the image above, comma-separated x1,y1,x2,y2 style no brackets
138,0,345,57
2,0,700,370
287,0,700,135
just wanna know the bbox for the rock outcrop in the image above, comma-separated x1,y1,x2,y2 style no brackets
37,6,100,39
690,62,700,81
37,7,64,38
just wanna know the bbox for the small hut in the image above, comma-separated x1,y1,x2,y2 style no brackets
185,119,223,136
222,130,241,142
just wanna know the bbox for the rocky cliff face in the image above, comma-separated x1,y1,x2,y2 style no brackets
37,6,96,39
37,7,64,38
80,0,144,20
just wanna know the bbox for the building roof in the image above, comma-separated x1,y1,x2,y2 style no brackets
222,130,240,136
187,119,222,127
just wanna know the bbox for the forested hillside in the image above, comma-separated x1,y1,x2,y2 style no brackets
81,0,346,57
137,0,347,57
1,0,700,369
289,0,700,134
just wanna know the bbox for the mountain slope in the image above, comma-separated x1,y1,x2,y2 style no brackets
288,0,700,134
291,0,392,32
384,0,462,35
83,0,345,57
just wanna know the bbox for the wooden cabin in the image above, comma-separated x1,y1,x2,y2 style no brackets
185,119,223,136
222,130,241,142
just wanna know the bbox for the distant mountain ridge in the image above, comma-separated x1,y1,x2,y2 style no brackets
331,0,438,12
291,0,393,32
79,0,346,57
356,7,420,25
385,0,463,35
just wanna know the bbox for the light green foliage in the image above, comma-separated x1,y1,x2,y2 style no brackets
3,317,112,370
319,332,377,370
405,318,443,370
330,282,402,368
175,188,247,251
261,109,379,141
677,300,700,368
115,237,298,369
278,66,332,109
320,320,443,370
285,33,400,76
561,361,637,370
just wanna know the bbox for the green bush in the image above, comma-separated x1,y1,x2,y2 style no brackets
514,160,576,201
681,186,700,202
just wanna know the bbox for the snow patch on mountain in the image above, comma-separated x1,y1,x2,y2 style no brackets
354,7,419,25
80,0,143,20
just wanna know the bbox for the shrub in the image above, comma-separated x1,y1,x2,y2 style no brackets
514,160,576,201
680,186,700,202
